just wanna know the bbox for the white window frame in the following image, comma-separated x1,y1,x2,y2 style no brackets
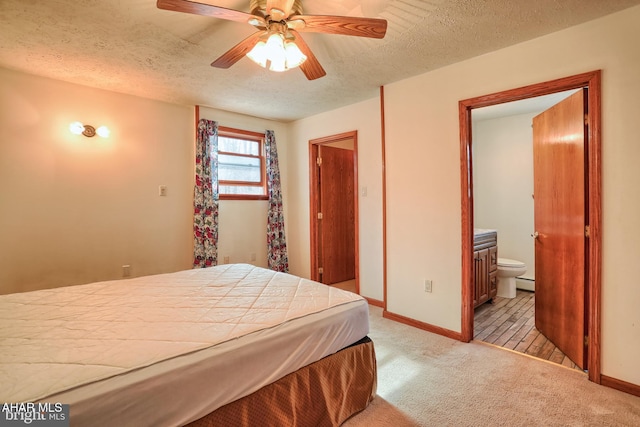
217,126,267,200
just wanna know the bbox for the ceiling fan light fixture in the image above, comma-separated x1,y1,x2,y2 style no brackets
269,56,287,72
284,40,307,68
266,33,287,71
159,0,386,80
246,40,268,68
265,32,285,55
246,32,307,72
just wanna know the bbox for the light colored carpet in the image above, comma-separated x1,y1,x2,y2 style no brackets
345,306,640,426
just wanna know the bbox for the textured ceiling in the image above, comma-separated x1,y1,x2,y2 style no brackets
1,0,639,122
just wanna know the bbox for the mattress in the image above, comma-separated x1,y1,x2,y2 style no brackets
0,264,370,426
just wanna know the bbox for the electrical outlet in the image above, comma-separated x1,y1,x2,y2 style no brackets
158,185,167,197
123,265,131,278
223,256,230,264
250,253,256,262
424,279,433,293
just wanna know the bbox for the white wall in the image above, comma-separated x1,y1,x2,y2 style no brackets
0,73,290,293
198,107,290,269
473,113,536,281
288,97,384,301
0,68,194,293
383,6,640,386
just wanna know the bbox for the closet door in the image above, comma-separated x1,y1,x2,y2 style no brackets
318,145,355,284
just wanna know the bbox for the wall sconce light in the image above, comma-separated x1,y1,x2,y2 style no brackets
69,121,110,138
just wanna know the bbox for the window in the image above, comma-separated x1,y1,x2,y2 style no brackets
217,126,267,200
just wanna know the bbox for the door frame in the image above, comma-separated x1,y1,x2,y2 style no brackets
309,131,360,292
458,70,602,383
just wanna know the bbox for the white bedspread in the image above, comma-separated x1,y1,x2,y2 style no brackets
0,264,365,411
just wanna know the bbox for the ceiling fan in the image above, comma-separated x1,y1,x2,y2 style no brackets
157,0,388,80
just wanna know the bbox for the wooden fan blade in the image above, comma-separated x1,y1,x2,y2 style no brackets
291,15,387,39
211,32,263,69
290,30,326,80
157,0,254,24
266,0,295,19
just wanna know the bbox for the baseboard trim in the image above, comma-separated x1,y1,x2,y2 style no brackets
365,297,384,308
601,375,640,397
383,310,462,341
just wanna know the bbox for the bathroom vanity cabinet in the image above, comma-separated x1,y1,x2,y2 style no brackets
473,230,498,308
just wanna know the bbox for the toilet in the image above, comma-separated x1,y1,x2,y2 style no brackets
496,258,527,298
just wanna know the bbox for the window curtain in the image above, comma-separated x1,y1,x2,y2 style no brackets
265,130,289,272
193,119,219,268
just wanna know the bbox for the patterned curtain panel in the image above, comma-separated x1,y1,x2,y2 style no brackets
265,130,289,272
193,119,219,268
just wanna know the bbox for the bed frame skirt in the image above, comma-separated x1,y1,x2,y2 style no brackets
186,336,377,427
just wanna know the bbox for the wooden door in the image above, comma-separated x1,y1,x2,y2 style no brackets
533,89,587,369
318,145,356,284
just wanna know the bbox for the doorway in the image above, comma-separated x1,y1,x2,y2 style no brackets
309,131,359,293
471,89,584,370
459,71,602,383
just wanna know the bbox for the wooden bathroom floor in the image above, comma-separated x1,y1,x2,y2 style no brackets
474,289,584,372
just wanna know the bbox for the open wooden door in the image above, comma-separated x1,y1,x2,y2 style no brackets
317,145,356,284
533,88,588,369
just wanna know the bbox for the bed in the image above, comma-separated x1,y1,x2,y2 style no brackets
0,263,376,426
